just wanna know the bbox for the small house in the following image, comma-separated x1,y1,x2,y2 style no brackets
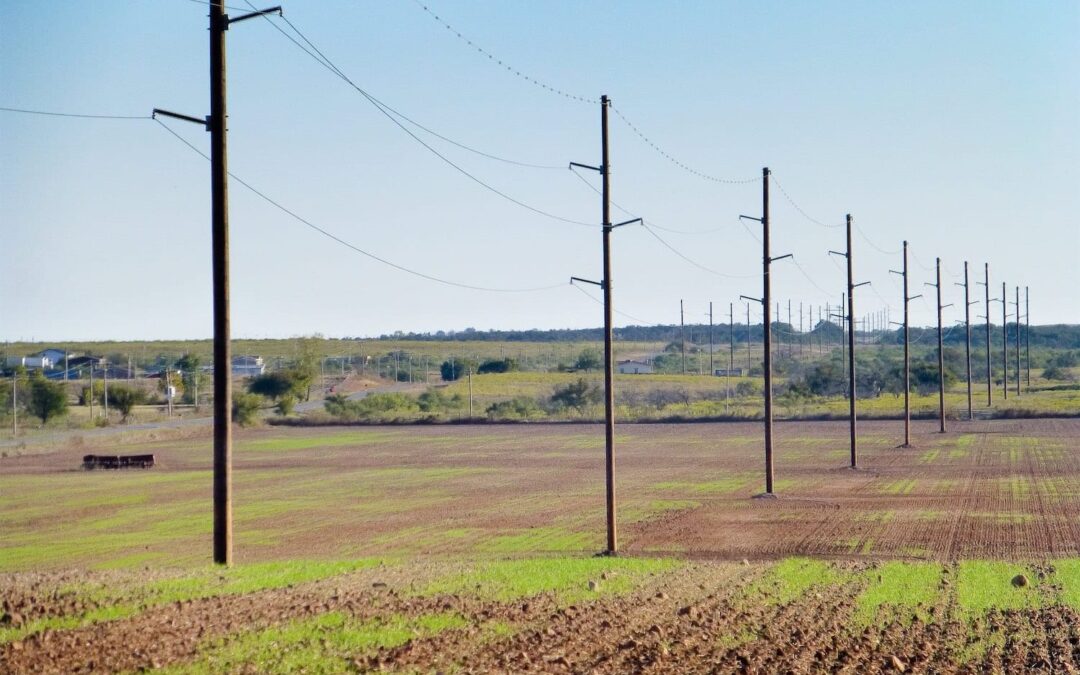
616,360,654,375
232,355,266,377
713,368,744,377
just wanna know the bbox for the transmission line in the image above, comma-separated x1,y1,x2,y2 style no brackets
155,119,565,294
770,174,844,229
0,106,150,120
642,224,756,280
407,0,599,104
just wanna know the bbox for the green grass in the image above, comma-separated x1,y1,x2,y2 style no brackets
955,560,1043,620
747,557,844,606
853,561,943,627
164,611,467,674
477,527,599,553
879,479,917,495
420,557,678,603
1050,559,1080,610
0,559,382,645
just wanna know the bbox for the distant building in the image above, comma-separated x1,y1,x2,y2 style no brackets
713,368,744,377
232,355,266,377
616,360,654,375
34,348,71,365
5,356,52,370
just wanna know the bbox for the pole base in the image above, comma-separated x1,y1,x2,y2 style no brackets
594,549,619,558
752,492,778,500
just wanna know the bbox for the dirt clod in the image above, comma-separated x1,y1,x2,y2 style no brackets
1012,574,1029,588
887,655,907,671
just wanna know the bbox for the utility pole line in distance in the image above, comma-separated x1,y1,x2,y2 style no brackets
889,241,920,446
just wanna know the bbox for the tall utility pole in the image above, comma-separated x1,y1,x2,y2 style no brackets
10,376,15,436
977,263,992,406
680,300,686,374
569,95,639,555
829,215,868,468
1001,282,1008,401
152,0,282,567
799,302,804,356
955,262,974,420
1025,287,1031,390
1012,286,1021,397
925,259,952,433
740,167,790,496
787,300,793,359
840,293,846,382
889,241,920,447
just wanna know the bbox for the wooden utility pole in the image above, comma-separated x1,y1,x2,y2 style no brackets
829,215,867,468
153,0,281,567
569,95,639,554
746,303,751,372
925,259,951,433
889,241,919,446
103,358,109,420
10,376,15,437
955,262,974,420
740,168,789,496
728,302,735,396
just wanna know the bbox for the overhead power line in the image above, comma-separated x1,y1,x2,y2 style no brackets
407,0,599,104
155,119,565,294
571,283,652,325
609,107,761,186
248,8,591,226
0,106,150,120
769,174,844,229
642,224,756,280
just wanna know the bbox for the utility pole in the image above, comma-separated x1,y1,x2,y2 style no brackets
889,241,920,446
468,368,474,417
925,259,952,433
680,299,686,375
728,302,735,397
10,375,15,437
976,263,992,406
840,293,846,382
569,95,639,555
740,167,790,496
787,300,793,359
799,302,804,356
954,262,974,420
829,214,868,468
152,0,282,567
89,364,95,420
1012,286,1021,397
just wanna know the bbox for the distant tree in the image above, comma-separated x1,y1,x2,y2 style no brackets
477,357,519,374
249,371,299,400
486,396,542,420
175,353,206,407
417,388,465,413
574,348,602,373
550,378,602,413
232,392,262,426
440,357,477,382
275,395,296,417
293,336,322,401
107,385,146,423
27,373,68,425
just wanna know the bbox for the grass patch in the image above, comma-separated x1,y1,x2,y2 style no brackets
421,557,677,603
167,611,466,674
955,560,1043,620
853,561,943,627
747,557,843,606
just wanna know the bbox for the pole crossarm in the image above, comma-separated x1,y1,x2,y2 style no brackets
226,6,283,26
739,214,763,223
152,108,209,130
569,161,601,173
570,276,603,288
828,250,848,259
770,253,793,263
611,217,642,229
854,281,871,288
740,294,763,305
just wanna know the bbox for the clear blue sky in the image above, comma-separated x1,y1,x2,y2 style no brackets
2,1,1077,341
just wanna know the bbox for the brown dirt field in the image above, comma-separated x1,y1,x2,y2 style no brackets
3,418,1080,567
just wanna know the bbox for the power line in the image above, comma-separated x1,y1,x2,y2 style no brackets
609,107,761,186
770,174,844,229
155,119,565,294
0,106,150,120
249,10,591,226
854,223,901,255
642,224,757,280
571,283,652,325
569,166,729,235
791,257,834,296
407,0,599,104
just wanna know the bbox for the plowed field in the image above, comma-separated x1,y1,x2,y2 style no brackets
4,418,1080,672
